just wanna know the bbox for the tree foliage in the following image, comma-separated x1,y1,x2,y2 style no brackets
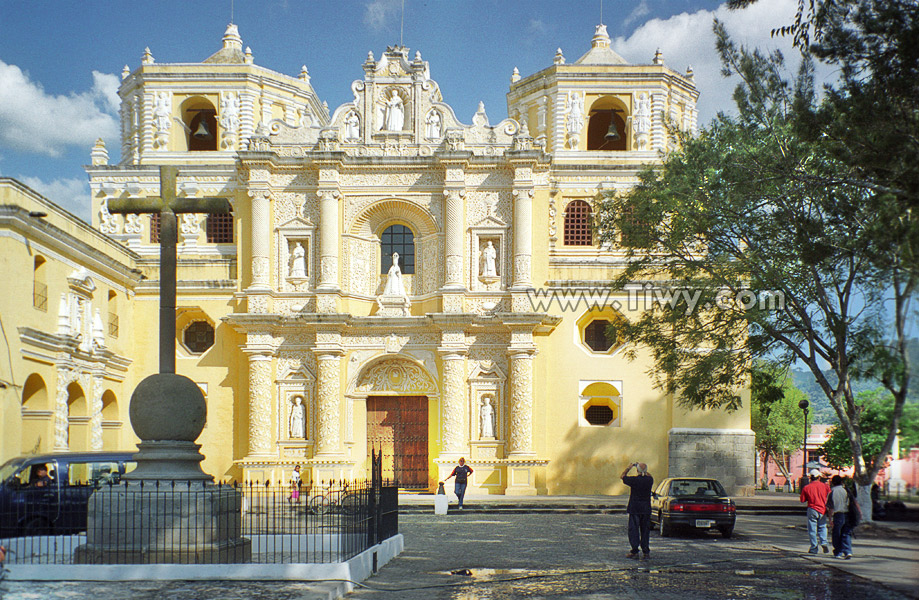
751,361,808,480
594,16,915,493
820,389,919,469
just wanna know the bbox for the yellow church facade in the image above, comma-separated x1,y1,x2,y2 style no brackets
0,24,754,495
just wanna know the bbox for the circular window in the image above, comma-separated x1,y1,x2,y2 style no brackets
183,321,215,354
584,404,615,426
584,320,615,352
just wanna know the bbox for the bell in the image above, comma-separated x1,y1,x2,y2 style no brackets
193,119,212,140
605,114,620,142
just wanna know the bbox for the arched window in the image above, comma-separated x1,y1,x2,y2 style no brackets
381,224,415,274
33,256,47,311
206,209,234,243
564,200,593,246
108,291,119,339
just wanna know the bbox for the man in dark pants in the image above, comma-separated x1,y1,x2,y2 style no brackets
621,461,654,559
445,457,474,510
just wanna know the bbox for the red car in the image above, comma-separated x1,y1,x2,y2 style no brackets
650,477,736,538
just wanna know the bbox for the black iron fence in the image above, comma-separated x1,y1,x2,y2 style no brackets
0,479,398,565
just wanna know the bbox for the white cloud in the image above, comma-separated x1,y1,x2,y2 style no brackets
529,19,549,35
623,0,651,29
18,175,90,220
364,0,401,31
612,0,835,126
0,59,119,157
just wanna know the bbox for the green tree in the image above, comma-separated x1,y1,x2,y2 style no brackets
751,361,807,485
594,22,915,520
821,389,919,469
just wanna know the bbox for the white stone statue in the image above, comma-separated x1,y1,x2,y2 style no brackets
219,91,240,149
566,92,584,149
634,92,652,140
383,252,407,297
383,91,404,131
289,242,307,278
289,396,306,438
480,397,495,438
344,110,360,140
425,109,442,139
481,241,498,277
152,91,171,148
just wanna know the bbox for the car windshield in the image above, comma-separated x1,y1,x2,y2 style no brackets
669,479,726,497
0,458,25,483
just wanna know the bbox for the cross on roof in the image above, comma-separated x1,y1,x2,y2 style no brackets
107,165,231,374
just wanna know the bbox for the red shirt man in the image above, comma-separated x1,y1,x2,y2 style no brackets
800,469,831,553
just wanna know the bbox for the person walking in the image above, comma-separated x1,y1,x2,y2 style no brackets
445,458,473,510
288,464,302,505
800,469,830,554
827,475,858,559
621,461,654,560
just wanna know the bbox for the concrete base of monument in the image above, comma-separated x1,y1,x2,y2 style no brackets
73,483,252,564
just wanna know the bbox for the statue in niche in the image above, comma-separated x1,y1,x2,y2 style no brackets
383,252,407,297
481,241,498,277
153,92,171,134
344,111,360,140
289,396,306,439
566,92,584,149
480,396,495,438
289,242,307,278
383,91,404,131
425,109,442,139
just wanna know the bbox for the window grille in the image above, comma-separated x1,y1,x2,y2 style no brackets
584,404,615,426
184,321,215,354
206,212,234,244
380,224,415,274
33,282,48,312
564,200,593,246
584,320,615,352
150,213,161,243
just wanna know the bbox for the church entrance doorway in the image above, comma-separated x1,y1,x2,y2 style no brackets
367,396,428,489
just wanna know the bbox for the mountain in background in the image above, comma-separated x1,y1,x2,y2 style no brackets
790,338,919,424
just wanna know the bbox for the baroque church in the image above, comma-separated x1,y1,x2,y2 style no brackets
0,24,754,495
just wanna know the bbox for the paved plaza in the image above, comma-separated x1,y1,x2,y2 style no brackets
1,495,916,600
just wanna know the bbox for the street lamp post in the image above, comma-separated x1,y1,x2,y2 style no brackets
799,398,810,489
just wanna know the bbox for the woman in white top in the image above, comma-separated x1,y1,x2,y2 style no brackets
826,475,858,559
288,465,302,505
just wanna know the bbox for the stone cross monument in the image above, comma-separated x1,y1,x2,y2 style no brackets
76,166,251,563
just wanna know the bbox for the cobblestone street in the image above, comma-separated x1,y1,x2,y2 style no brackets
2,511,915,599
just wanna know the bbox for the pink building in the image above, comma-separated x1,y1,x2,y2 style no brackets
755,426,917,491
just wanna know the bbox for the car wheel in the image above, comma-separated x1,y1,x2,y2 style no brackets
660,514,672,537
718,525,734,539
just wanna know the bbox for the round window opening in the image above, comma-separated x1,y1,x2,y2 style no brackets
184,321,215,354
584,320,616,352
584,404,615,426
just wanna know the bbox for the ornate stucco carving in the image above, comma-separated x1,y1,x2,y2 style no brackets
508,353,534,455
248,354,274,456
441,354,466,453
353,358,438,394
54,369,74,451
90,376,104,450
316,353,342,454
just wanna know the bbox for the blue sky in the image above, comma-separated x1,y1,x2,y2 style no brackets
0,0,814,221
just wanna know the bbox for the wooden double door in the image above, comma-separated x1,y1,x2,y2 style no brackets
366,396,428,489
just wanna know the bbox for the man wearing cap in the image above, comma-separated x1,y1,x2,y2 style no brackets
800,469,830,554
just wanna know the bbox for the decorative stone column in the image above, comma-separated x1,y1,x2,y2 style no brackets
439,350,467,455
512,188,533,289
248,189,271,302
507,349,535,456
443,188,465,290
246,353,274,457
317,189,340,291
54,371,70,451
314,351,343,456
90,375,104,450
